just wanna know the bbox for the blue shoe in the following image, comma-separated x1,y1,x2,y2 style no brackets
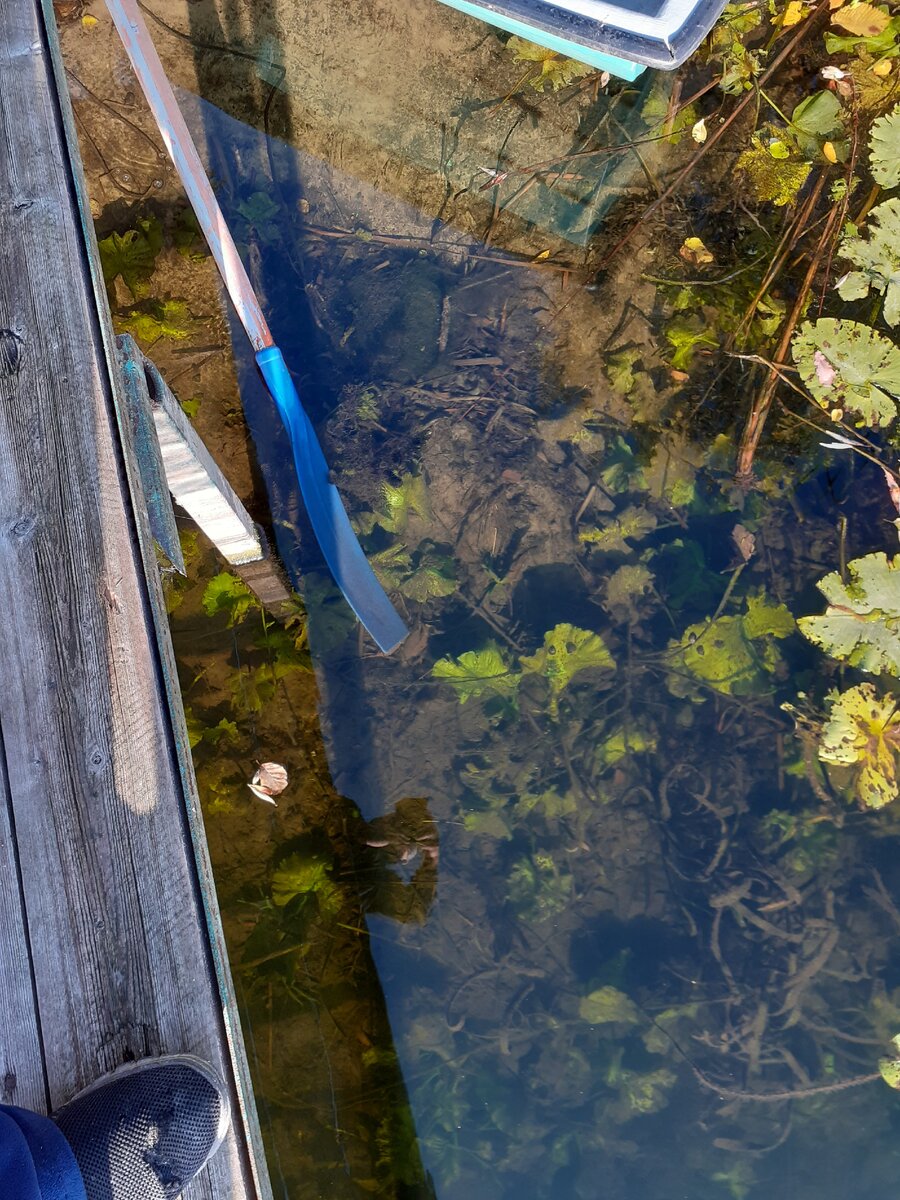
53,1055,230,1200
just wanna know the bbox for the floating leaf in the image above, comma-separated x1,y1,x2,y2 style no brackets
870,102,900,188
818,683,900,808
521,623,615,715
831,2,890,37
736,140,812,205
792,318,900,427
792,90,844,138
837,198,900,325
579,985,642,1026
825,13,900,55
507,36,593,90
579,506,657,553
432,645,520,705
798,552,900,673
781,0,809,25
691,117,708,143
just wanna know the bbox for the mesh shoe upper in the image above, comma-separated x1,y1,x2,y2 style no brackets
53,1057,230,1200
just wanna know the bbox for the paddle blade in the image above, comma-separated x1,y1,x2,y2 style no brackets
255,347,408,654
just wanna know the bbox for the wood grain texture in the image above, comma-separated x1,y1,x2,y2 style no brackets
0,4,259,1196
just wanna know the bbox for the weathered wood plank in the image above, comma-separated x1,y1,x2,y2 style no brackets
0,4,265,1196
0,725,47,1114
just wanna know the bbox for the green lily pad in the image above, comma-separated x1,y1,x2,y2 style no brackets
792,318,900,427
798,552,900,674
870,101,900,189
837,198,900,325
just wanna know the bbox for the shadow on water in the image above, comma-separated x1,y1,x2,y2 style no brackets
172,71,900,1200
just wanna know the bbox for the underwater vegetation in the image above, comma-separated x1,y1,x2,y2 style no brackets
65,0,900,1192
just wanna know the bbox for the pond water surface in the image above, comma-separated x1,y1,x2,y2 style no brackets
60,3,900,1198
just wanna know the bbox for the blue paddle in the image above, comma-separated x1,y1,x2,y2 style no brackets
106,0,408,654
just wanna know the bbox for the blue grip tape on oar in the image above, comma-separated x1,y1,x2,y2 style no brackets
256,348,408,654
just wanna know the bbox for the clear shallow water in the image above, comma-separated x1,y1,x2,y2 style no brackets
62,4,900,1198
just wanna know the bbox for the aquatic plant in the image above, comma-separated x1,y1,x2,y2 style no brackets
818,683,900,809
521,623,615,717
506,36,594,91
432,645,520,705
837,198,900,325
869,100,900,188
578,985,641,1026
118,299,191,344
579,506,657,553
507,852,573,922
792,319,900,426
374,473,432,535
668,593,795,698
98,216,162,298
798,552,900,674
704,1,763,93
271,849,341,916
372,540,456,602
201,571,260,626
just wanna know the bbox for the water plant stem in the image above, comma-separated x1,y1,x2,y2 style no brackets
597,0,832,270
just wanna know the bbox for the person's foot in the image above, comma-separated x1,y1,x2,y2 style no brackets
53,1055,231,1200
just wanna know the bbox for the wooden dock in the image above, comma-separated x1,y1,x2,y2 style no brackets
0,3,270,1197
